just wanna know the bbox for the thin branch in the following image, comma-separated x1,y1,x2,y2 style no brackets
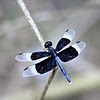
17,0,45,48
17,0,58,100
39,67,58,100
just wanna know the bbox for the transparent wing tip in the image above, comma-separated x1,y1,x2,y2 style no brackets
15,53,32,62
22,67,31,77
63,29,75,41
15,53,23,61
66,29,75,34
72,41,86,54
22,65,40,77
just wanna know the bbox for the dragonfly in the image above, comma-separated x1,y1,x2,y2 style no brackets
15,29,86,84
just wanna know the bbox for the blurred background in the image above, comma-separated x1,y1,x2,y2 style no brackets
0,0,100,100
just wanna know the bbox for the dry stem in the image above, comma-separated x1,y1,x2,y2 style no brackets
17,0,58,100
39,67,58,100
17,0,45,48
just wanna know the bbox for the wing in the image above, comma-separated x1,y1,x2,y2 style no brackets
55,29,75,52
58,41,86,62
15,51,51,63
22,56,57,77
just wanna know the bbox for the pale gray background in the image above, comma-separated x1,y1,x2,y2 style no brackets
0,0,100,100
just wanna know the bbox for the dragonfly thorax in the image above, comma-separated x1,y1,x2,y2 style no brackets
44,41,52,48
45,41,57,57
48,47,57,58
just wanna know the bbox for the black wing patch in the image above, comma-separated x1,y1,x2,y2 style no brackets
31,51,51,60
35,56,57,74
58,46,78,62
15,51,51,62
55,38,70,51
55,29,75,51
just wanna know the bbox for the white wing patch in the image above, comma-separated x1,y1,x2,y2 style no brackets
15,53,32,62
72,41,86,54
15,53,50,64
62,29,75,41
22,65,40,77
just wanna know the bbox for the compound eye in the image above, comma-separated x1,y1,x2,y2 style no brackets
44,41,52,48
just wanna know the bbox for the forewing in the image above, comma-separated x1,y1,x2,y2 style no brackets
15,51,51,63
58,41,86,62
22,56,57,77
55,29,75,51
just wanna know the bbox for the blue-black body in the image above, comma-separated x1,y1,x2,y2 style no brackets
47,45,71,83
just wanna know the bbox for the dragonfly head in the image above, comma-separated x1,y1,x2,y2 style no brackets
44,41,52,48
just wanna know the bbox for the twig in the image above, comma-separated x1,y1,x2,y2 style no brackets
39,67,58,100
17,0,58,100
17,0,45,48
